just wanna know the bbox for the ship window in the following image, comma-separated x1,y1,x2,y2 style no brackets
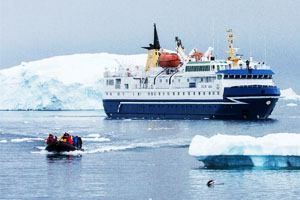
193,92,196,95
125,84,129,89
198,92,201,95
159,79,162,83
263,75,268,79
167,92,170,95
253,75,258,79
229,75,234,79
259,75,263,79
217,74,222,80
108,79,114,85
203,92,206,95
217,92,220,95
117,92,120,96
241,75,246,79
148,92,150,96
163,92,165,95
247,75,252,79
236,75,241,79
116,79,121,84
172,79,174,82
187,78,189,82
110,92,112,96
269,75,272,79
189,82,196,88
178,79,181,82
188,92,190,95
208,92,211,95
212,92,215,95
158,92,161,95
105,92,108,95
183,92,185,95
178,92,180,95
173,92,175,95
224,75,229,79
186,65,210,72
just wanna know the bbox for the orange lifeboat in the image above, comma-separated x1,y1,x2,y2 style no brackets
158,53,181,68
191,51,203,61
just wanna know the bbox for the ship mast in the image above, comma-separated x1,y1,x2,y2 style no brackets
226,29,240,67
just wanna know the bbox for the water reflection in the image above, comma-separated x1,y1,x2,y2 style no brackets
46,154,82,162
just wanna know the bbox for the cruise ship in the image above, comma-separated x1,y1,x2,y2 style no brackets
102,24,280,119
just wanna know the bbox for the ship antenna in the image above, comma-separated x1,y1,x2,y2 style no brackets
264,35,267,64
212,19,215,56
226,29,240,67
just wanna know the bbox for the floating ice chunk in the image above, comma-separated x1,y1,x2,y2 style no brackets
82,137,110,142
189,133,300,156
11,138,44,143
281,88,300,101
189,133,300,168
287,103,298,107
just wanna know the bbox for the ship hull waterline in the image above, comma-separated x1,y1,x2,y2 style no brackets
103,97,279,120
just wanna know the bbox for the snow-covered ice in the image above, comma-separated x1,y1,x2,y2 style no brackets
0,53,146,110
189,133,300,168
281,88,300,101
189,133,300,156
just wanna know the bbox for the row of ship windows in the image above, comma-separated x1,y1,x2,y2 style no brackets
106,77,215,86
105,91,220,96
221,74,272,79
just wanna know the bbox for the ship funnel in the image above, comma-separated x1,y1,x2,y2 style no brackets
142,23,161,50
143,23,161,72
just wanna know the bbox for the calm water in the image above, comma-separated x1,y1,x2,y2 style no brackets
0,100,300,200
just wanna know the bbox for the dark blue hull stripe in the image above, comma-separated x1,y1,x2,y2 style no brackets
103,97,279,120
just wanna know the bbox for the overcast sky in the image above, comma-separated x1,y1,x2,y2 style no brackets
1,0,299,71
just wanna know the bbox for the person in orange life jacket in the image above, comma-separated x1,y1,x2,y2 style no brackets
60,132,69,143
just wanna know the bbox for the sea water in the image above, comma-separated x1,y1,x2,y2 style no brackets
0,100,300,200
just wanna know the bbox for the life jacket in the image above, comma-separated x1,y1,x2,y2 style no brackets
67,135,73,145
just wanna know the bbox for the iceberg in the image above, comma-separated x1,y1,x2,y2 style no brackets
0,53,147,110
189,133,300,168
280,88,300,101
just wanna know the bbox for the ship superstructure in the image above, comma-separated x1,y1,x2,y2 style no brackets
102,24,280,119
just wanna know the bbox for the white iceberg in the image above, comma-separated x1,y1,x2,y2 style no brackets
189,133,300,168
0,53,147,110
281,88,300,101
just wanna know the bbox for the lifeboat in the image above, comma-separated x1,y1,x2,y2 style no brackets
191,51,203,61
158,53,181,68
